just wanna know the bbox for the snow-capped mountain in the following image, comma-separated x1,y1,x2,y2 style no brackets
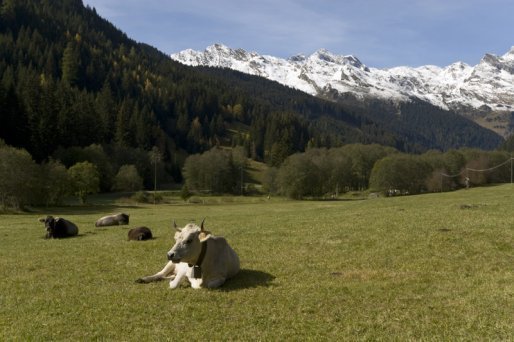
171,44,514,136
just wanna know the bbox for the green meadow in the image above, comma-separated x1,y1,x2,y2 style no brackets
0,186,512,341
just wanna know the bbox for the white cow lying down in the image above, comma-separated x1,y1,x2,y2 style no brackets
136,220,240,289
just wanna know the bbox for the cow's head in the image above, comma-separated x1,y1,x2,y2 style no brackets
167,219,210,264
39,216,56,238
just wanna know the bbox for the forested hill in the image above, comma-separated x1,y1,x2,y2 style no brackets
200,67,504,152
0,0,503,168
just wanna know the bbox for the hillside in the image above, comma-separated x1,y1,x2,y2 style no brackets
0,0,398,165
0,0,503,173
201,67,503,152
173,44,514,137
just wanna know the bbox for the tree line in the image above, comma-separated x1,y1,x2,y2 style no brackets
258,145,514,199
3,137,514,209
175,142,514,199
0,139,163,209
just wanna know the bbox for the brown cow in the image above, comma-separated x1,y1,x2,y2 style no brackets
39,216,78,238
128,227,153,241
95,213,129,227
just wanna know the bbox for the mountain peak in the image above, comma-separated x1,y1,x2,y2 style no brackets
289,54,306,62
205,43,237,57
309,49,366,70
312,48,335,62
503,46,514,60
481,53,499,65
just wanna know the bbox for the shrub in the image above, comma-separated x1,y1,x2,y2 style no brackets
0,146,40,209
113,164,144,191
180,184,192,202
68,161,100,204
40,159,72,205
131,191,149,203
277,153,322,199
183,148,237,194
369,154,431,195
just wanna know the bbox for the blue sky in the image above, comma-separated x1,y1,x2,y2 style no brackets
82,0,513,68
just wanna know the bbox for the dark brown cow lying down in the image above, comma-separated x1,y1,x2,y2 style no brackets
128,227,153,241
39,216,78,238
95,213,129,227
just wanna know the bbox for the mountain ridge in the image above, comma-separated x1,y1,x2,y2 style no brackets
172,44,514,137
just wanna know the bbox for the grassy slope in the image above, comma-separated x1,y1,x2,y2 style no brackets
0,186,512,340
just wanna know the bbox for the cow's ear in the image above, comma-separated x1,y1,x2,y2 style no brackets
173,220,181,232
38,217,45,223
199,230,211,242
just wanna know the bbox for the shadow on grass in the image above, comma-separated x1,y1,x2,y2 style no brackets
40,233,90,239
132,268,275,289
219,268,275,292
313,198,366,202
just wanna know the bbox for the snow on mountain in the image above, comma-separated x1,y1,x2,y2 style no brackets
171,44,514,135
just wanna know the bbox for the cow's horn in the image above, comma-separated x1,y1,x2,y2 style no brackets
173,220,181,232
200,218,206,231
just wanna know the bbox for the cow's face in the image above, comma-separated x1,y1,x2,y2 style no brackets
39,216,56,238
167,224,202,264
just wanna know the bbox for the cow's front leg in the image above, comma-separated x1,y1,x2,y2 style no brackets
136,261,175,283
190,278,203,289
169,262,192,289
205,277,226,288
169,274,182,289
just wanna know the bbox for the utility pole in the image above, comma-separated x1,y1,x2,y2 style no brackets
240,165,244,196
149,146,161,204
154,158,157,203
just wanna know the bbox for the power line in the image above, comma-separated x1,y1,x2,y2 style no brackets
439,158,514,192
465,158,512,172
441,157,514,178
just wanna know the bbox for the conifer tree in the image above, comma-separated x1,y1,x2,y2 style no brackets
61,41,80,86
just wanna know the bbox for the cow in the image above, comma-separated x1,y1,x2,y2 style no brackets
95,213,129,227
136,219,240,289
135,220,212,288
39,216,79,239
128,226,153,241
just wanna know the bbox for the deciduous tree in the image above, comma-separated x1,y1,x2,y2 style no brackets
113,164,143,192
0,145,39,209
68,161,100,204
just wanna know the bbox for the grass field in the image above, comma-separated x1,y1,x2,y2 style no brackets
0,185,513,340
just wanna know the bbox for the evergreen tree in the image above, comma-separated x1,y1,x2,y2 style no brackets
61,41,80,86
95,81,116,141
114,99,132,146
